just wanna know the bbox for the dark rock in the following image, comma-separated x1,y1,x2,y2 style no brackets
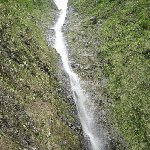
24,40,30,46
90,17,97,25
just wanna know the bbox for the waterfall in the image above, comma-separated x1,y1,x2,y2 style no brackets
52,0,104,149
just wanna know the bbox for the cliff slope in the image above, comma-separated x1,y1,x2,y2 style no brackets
0,0,82,149
68,0,150,149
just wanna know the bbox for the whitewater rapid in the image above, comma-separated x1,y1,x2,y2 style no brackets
53,0,104,149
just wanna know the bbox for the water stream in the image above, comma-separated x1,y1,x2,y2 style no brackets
53,0,104,149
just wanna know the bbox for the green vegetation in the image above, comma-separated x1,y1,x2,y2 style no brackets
0,0,82,149
70,0,150,149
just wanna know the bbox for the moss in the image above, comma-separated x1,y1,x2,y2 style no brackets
69,0,150,149
0,0,82,149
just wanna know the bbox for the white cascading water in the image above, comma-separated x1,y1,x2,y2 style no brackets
53,0,104,149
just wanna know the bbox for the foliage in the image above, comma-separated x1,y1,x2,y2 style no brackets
70,0,150,149
0,0,81,149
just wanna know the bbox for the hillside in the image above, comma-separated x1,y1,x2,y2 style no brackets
67,0,150,149
0,0,82,149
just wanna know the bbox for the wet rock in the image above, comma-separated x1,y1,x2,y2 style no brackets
71,63,76,68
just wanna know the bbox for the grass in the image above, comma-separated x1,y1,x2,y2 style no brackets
0,0,82,149
69,0,150,149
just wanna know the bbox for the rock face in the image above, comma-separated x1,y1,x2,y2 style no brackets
0,0,84,149
66,0,150,150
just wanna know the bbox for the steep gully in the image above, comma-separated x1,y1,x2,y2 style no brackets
52,0,104,149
